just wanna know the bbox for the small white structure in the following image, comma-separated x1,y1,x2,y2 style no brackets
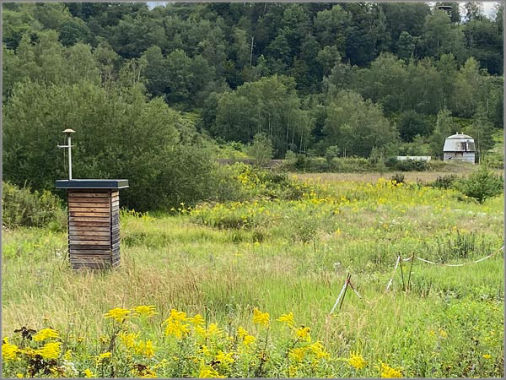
443,132,475,164
396,156,431,162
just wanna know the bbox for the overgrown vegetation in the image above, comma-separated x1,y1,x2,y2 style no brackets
2,3,504,211
2,3,504,378
455,165,503,203
2,174,503,378
1,182,65,230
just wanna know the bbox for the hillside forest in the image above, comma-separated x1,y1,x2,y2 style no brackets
2,2,504,210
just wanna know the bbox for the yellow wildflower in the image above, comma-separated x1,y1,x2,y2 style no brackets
132,366,157,378
199,364,225,378
380,362,402,378
196,323,223,340
348,351,367,369
16,374,24,378
168,309,187,321
199,345,211,356
83,369,95,378
288,365,298,377
189,314,205,326
18,347,36,357
439,329,447,338
104,307,130,323
277,312,295,327
237,327,248,339
309,341,329,359
96,352,112,363
483,354,492,359
132,305,157,317
140,372,157,378
63,349,72,361
36,342,61,360
33,328,59,342
252,308,270,327
165,322,189,339
2,338,18,362
164,309,190,339
135,340,155,358
289,347,306,362
243,335,256,346
216,350,235,366
119,332,139,349
165,320,190,339
295,326,311,342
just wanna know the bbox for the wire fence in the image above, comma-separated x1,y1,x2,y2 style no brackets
329,245,504,313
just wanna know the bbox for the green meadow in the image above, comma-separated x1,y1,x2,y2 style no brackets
2,172,503,378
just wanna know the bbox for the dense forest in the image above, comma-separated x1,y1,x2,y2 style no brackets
2,2,504,210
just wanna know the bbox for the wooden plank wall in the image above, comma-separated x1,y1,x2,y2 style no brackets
68,189,118,269
111,190,120,267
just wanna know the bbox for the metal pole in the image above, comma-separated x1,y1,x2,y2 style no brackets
68,134,72,180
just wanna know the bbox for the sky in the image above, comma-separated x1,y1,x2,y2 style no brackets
147,1,500,19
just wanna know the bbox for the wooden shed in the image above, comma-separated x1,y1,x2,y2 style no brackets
55,179,128,269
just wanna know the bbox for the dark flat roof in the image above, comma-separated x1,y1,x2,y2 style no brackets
55,179,129,189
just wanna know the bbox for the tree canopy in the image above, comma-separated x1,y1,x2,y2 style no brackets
2,2,503,209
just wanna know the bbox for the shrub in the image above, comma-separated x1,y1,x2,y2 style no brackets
430,174,458,189
390,173,405,184
455,166,503,203
3,81,230,212
284,150,297,165
247,133,273,167
307,157,329,172
325,145,340,164
208,165,246,203
2,182,66,229
229,163,307,201
385,158,430,171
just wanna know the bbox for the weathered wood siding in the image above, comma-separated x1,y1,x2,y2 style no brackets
68,189,120,269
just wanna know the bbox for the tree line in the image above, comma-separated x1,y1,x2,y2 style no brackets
2,2,503,209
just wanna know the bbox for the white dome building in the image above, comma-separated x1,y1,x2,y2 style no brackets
443,132,475,164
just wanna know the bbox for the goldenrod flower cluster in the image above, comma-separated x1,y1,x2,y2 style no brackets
348,351,367,369
2,338,18,362
164,309,190,339
380,362,403,378
32,328,59,342
252,308,270,327
2,306,404,378
104,307,130,323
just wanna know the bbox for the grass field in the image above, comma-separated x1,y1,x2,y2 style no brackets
2,172,504,378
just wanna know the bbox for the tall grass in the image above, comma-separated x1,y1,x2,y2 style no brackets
2,174,503,377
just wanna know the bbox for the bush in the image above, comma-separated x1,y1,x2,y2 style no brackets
284,150,297,165
430,174,458,189
385,158,430,171
2,182,66,229
228,163,307,201
455,166,503,203
278,154,309,172
247,133,273,167
329,157,372,172
325,145,340,164
390,173,405,184
307,157,329,172
3,81,228,212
